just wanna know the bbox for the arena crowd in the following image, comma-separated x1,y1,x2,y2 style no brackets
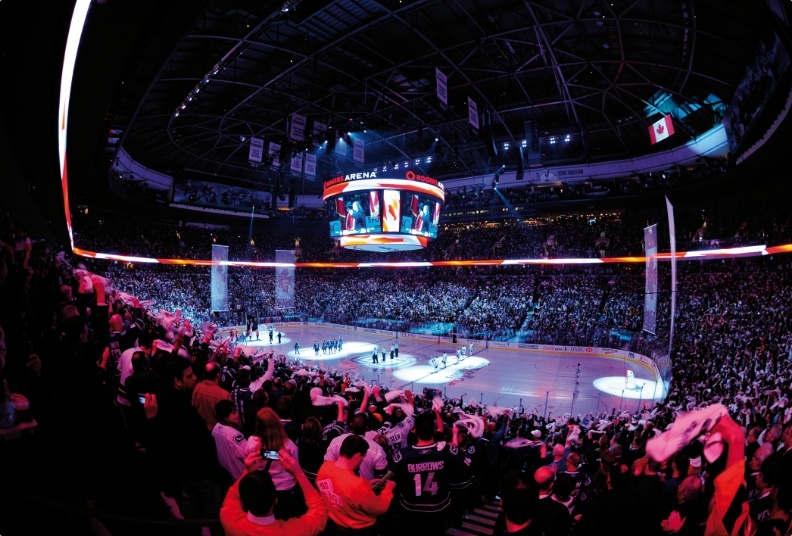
3,205,792,536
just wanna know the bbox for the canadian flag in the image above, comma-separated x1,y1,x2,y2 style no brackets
648,115,675,144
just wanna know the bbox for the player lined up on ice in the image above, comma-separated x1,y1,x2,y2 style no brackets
314,338,344,356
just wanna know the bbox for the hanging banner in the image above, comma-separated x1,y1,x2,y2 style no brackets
290,152,303,173
313,121,327,147
643,224,658,335
290,113,306,142
269,142,281,167
666,196,677,353
248,137,264,163
353,138,365,163
334,138,346,157
305,153,316,176
468,97,479,130
436,68,448,106
275,250,296,310
211,244,229,312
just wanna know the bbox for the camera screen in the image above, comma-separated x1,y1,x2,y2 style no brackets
261,449,279,460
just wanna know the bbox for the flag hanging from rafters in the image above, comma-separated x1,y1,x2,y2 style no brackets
648,114,675,144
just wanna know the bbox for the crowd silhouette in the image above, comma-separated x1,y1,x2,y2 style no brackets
3,200,792,535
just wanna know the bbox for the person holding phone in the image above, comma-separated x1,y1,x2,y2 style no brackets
221,449,328,536
245,407,305,520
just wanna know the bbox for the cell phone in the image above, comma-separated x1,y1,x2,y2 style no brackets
372,470,396,494
261,449,280,460
138,395,146,404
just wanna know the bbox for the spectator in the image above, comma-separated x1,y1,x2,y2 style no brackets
325,412,388,481
389,409,462,534
497,470,543,535
296,416,325,485
534,465,572,536
193,361,232,430
316,435,396,535
220,449,327,536
213,399,248,482
659,475,707,535
245,407,306,520
144,356,225,536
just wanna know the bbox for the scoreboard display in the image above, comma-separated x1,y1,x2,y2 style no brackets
400,191,441,238
323,171,444,252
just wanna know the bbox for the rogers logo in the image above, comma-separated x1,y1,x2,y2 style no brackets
585,347,593,352
405,170,439,186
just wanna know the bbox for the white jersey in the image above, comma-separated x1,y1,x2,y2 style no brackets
212,422,248,480
376,416,415,451
116,346,139,406
324,433,388,480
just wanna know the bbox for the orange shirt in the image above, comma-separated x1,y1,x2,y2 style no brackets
315,460,394,529
192,380,231,430
220,477,327,536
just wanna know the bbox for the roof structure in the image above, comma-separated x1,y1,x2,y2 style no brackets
69,0,769,204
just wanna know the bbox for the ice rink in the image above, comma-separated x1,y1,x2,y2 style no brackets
236,325,662,418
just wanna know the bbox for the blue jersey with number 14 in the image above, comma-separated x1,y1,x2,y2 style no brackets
391,441,460,514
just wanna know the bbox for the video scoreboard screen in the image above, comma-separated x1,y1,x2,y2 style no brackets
400,191,441,239
329,190,382,237
323,171,444,251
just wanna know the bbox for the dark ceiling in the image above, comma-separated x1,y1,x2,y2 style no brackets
67,0,773,203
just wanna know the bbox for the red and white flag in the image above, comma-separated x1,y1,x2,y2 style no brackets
648,114,675,144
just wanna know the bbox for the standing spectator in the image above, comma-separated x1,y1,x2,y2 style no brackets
231,367,256,436
144,357,225,536
221,450,327,536
498,470,544,535
193,362,232,430
124,350,159,412
560,451,591,504
548,443,569,473
574,464,644,535
297,416,326,485
245,407,306,520
325,412,388,481
213,399,248,482
659,475,707,536
534,465,572,536
115,325,152,411
316,435,395,536
389,410,461,534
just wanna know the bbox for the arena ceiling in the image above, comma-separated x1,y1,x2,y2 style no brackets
72,0,768,203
